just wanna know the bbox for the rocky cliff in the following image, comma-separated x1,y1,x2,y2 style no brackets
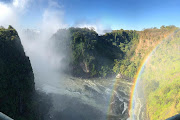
0,26,36,119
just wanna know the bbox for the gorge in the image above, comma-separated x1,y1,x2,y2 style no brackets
0,25,179,120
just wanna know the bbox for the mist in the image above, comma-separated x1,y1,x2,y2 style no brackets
0,0,69,89
0,0,116,120
19,28,110,120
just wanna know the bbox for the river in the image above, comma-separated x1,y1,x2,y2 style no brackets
36,75,133,120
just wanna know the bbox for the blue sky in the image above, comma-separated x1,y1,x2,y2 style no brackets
1,0,180,31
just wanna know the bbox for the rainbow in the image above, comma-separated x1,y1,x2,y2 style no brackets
107,29,178,120
107,46,160,119
128,29,178,119
129,50,154,119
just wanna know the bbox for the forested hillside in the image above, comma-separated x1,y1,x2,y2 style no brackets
51,28,138,78
52,25,177,80
141,28,180,119
0,25,178,120
117,25,177,79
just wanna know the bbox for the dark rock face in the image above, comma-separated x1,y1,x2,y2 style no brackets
0,26,35,119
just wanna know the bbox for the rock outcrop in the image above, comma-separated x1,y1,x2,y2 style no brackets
0,26,35,119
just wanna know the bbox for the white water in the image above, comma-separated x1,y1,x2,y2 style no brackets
18,29,132,120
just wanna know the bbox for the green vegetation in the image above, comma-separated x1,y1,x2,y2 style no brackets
141,29,180,119
0,26,51,120
116,25,178,80
53,25,180,119
52,28,139,78
53,26,177,79
0,25,179,119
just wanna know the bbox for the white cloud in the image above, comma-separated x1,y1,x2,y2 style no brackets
0,0,30,28
75,21,111,35
0,0,108,35
0,2,17,27
0,0,67,37
48,0,63,9
40,9,68,38
13,0,30,10
13,0,19,7
38,0,68,38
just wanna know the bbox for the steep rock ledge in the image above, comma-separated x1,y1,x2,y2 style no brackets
0,26,35,119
